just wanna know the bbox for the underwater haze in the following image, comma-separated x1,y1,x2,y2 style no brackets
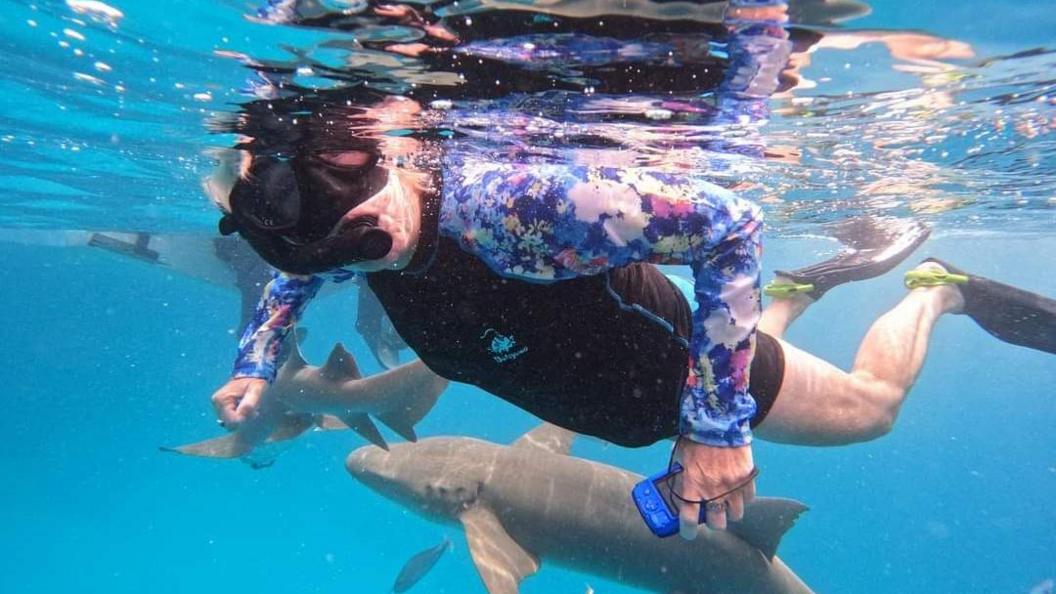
1,1,1054,593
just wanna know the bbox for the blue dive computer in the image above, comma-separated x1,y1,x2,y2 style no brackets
631,462,684,538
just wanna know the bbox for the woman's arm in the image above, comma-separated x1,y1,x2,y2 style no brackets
232,271,325,382
443,162,762,447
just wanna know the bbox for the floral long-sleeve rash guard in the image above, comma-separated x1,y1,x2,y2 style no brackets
231,7,789,448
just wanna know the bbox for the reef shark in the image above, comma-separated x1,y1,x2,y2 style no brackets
347,425,813,594
163,335,445,466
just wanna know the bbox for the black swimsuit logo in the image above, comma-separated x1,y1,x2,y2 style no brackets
481,328,528,363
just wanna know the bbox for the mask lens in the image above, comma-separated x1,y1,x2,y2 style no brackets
314,150,378,171
231,157,301,231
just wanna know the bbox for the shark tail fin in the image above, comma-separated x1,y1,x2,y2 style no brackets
729,497,809,560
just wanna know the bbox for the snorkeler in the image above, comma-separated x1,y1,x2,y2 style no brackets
204,0,1056,543
209,0,794,539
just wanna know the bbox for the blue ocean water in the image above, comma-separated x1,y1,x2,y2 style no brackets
1,1,1054,593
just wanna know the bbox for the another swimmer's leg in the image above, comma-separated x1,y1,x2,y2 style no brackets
756,262,963,445
758,275,814,338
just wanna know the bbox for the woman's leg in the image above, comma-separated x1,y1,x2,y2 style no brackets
754,264,964,445
758,274,813,338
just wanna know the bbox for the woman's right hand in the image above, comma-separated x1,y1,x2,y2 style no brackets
211,377,268,430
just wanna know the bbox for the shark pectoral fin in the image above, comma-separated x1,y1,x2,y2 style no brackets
163,406,280,461
377,410,418,443
729,497,809,560
461,506,539,594
511,424,574,456
339,413,390,450
160,434,249,459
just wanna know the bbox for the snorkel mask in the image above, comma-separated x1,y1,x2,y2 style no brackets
219,149,393,275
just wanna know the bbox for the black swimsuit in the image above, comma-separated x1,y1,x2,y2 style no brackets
367,227,785,447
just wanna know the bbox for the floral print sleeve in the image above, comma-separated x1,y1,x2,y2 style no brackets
438,12,785,447
232,271,325,382
440,163,762,447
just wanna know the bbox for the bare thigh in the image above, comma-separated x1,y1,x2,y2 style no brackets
753,338,898,446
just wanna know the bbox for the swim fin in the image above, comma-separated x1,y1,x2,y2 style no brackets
87,232,160,263
766,217,931,300
912,259,1056,355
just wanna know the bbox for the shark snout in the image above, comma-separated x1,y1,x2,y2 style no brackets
345,439,484,519
345,445,389,480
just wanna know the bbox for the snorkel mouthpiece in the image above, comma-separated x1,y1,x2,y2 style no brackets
341,216,393,262
231,212,393,275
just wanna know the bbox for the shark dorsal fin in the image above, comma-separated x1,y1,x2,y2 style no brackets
320,343,362,381
461,505,539,594
512,424,573,455
728,497,809,560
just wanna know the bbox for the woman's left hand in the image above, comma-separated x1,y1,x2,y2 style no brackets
673,440,756,539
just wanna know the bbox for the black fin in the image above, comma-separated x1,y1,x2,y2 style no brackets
777,217,930,299
728,497,809,560
927,259,1056,355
